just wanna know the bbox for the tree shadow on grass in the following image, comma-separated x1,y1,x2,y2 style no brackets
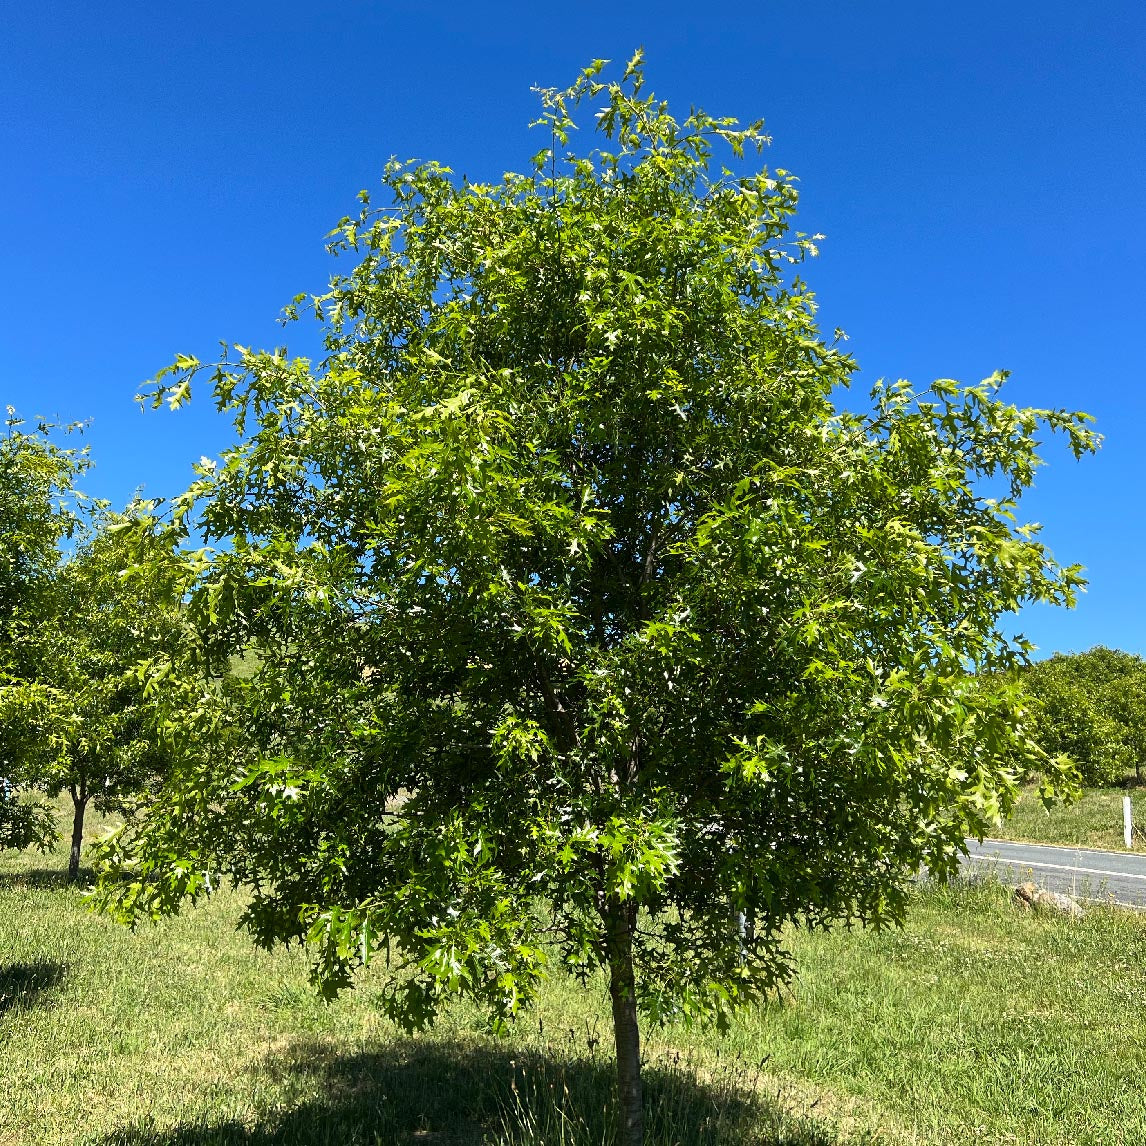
0,864,97,889
0,959,67,1016
92,1037,854,1146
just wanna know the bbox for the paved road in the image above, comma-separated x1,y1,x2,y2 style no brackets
962,838,1146,908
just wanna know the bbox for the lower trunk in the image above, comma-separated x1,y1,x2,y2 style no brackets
68,795,88,882
604,898,643,1146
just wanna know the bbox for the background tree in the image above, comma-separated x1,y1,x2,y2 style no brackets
93,57,1097,1145
0,513,187,879
1021,647,1146,785
0,411,85,852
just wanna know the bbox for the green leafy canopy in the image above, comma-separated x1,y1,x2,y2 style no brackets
95,54,1097,1050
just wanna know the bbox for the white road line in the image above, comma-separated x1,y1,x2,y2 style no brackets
977,836,1135,855
968,853,1146,882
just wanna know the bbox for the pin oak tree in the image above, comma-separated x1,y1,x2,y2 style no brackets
94,56,1097,1145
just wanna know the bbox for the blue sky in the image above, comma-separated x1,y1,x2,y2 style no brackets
3,2,1143,657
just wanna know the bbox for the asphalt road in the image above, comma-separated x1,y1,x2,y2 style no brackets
962,838,1146,908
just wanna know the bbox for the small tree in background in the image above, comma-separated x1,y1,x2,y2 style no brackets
0,411,86,853
0,514,187,879
93,56,1097,1145
1022,647,1146,785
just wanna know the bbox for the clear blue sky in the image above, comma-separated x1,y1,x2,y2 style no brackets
3,2,1143,657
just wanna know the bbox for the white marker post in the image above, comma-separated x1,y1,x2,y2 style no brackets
1124,796,1133,849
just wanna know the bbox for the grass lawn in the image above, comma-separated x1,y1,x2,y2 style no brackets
4,814,1146,1145
993,783,1146,851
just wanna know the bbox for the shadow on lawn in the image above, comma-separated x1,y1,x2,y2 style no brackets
0,864,96,889
94,1038,848,1146
0,959,67,1017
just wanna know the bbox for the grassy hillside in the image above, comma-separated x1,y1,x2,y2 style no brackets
4,822,1146,1145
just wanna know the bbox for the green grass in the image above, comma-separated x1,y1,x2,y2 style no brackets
5,814,1146,1146
730,880,1146,1145
993,783,1146,851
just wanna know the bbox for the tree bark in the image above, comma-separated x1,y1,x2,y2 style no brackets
68,793,88,882
604,897,644,1146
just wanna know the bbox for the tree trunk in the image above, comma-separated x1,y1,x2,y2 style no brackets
604,898,643,1146
68,793,88,882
